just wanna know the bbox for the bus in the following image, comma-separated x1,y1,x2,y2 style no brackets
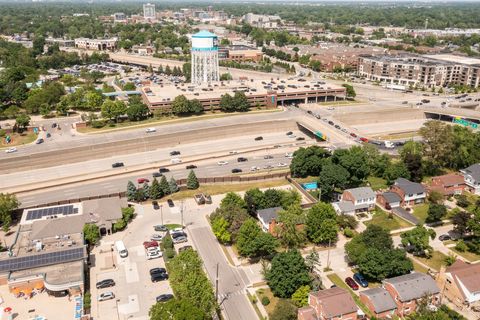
115,240,128,258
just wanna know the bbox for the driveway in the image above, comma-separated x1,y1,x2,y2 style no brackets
392,207,419,225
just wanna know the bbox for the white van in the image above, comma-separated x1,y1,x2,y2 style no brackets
115,240,128,258
146,127,156,133
171,158,182,164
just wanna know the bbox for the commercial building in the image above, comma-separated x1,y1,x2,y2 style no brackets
143,3,156,19
113,12,127,22
358,54,480,89
45,38,75,47
141,79,346,111
74,37,118,51
242,13,281,29
218,45,263,62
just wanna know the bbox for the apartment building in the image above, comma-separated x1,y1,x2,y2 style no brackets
242,13,281,29
358,54,480,88
143,3,156,19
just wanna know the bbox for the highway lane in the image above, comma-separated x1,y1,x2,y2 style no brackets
16,151,294,208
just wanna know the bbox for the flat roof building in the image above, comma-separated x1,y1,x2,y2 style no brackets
74,37,118,51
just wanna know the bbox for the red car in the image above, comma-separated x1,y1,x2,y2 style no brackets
137,178,150,184
143,241,159,249
359,137,369,143
350,133,357,138
345,277,359,290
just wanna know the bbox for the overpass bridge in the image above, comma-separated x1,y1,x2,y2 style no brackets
421,107,480,129
297,121,329,141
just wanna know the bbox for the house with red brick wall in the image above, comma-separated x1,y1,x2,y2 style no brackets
390,178,426,207
428,173,465,197
298,287,360,320
333,187,375,216
376,191,402,210
256,207,282,235
360,287,397,319
383,273,440,317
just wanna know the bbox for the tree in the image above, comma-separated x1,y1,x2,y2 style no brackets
232,91,250,112
83,223,100,245
126,96,150,121
342,83,356,98
306,202,338,244
266,250,311,298
305,249,320,272
15,113,30,132
400,226,436,257
419,121,454,170
101,100,127,122
159,176,170,195
317,163,349,200
220,192,246,210
357,247,413,281
186,170,199,189
210,204,249,242
85,91,104,110
237,219,278,258
211,216,231,244
332,146,370,187
290,146,330,178
169,177,179,193
149,298,207,320
149,178,163,200
126,181,137,201
428,190,444,205
219,93,235,112
188,99,203,114
383,162,411,185
270,299,298,320
452,210,471,237
291,285,310,307
403,153,424,182
171,95,191,115
220,73,232,81
0,193,20,231
32,35,45,56
426,204,447,223
275,205,306,248
244,188,266,215
182,62,191,82
142,182,150,199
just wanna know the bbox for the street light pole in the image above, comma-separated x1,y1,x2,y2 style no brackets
160,205,163,225
215,262,219,302
180,200,185,227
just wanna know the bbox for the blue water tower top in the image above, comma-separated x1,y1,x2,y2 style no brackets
191,30,218,51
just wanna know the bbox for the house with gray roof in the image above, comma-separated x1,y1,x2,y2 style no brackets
383,272,440,317
333,187,375,215
256,207,282,233
461,163,480,195
360,288,397,318
377,191,402,210
391,178,426,207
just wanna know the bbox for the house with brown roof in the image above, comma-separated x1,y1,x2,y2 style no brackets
428,173,465,197
436,260,480,308
360,288,397,318
383,273,440,317
297,287,360,320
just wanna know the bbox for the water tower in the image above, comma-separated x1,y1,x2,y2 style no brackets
191,30,220,85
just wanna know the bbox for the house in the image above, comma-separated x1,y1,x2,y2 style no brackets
383,273,440,316
360,288,397,318
298,287,360,320
460,163,480,195
428,173,466,197
377,191,402,210
333,187,375,215
390,178,426,206
436,260,480,308
256,207,282,234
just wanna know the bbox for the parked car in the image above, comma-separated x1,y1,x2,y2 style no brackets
231,168,242,173
170,150,181,156
217,160,229,166
35,138,44,144
5,147,17,153
203,194,212,204
439,234,451,241
46,133,51,138
264,155,274,159
345,277,359,290
353,273,368,288
150,267,167,275
154,225,168,232
167,199,174,207
137,178,150,184
254,136,263,141
186,164,197,169
147,250,162,260
98,292,115,301
152,172,162,178
151,233,163,241
143,241,159,249
178,245,193,252
151,272,169,282
152,201,160,210
237,157,248,162
112,162,124,168
96,279,115,289
159,168,170,173
172,236,188,244
156,294,174,303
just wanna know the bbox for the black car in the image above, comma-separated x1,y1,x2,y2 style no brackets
156,294,174,302
439,234,451,241
334,125,341,129
46,133,51,138
296,137,305,141
36,138,44,144
96,279,115,289
112,162,124,168
254,136,263,141
231,168,243,173
152,172,162,178
307,110,313,114
152,201,159,210
150,267,167,275
151,272,169,282
159,168,170,173
170,151,181,156
186,164,197,169
286,131,293,135
167,199,174,207
237,157,248,162
51,123,57,128
171,231,186,239
328,121,334,126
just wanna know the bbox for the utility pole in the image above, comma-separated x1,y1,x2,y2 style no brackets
215,262,219,302
326,239,331,270
181,200,185,227
160,205,163,225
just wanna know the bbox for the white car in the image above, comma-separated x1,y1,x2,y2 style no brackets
229,151,238,154
5,147,17,154
98,292,115,301
146,127,156,133
171,158,182,164
147,250,162,260
327,107,335,110
250,166,259,172
285,152,294,158
277,162,288,167
151,234,163,241
287,134,296,138
217,161,229,166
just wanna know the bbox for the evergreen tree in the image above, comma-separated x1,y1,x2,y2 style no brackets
126,181,137,201
187,170,199,189
165,65,172,75
150,178,163,200
159,176,170,195
169,177,179,193
142,182,150,199
158,65,164,74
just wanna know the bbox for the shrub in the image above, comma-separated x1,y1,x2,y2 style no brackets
163,236,174,250
165,247,175,259
90,120,105,128
0,129,6,137
344,227,354,238
249,294,257,304
455,240,468,252
83,292,91,311
455,194,470,208
113,219,127,232
261,296,270,306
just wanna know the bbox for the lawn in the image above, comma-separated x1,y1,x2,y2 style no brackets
414,251,448,271
449,247,480,263
412,203,429,224
0,132,36,148
256,287,279,316
365,208,413,231
367,176,388,191
327,273,373,318
165,223,182,230
412,260,429,273
167,180,289,201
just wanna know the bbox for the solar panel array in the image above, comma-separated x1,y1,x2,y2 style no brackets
26,205,79,221
0,246,86,273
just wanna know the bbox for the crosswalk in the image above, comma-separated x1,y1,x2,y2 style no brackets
218,289,246,301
